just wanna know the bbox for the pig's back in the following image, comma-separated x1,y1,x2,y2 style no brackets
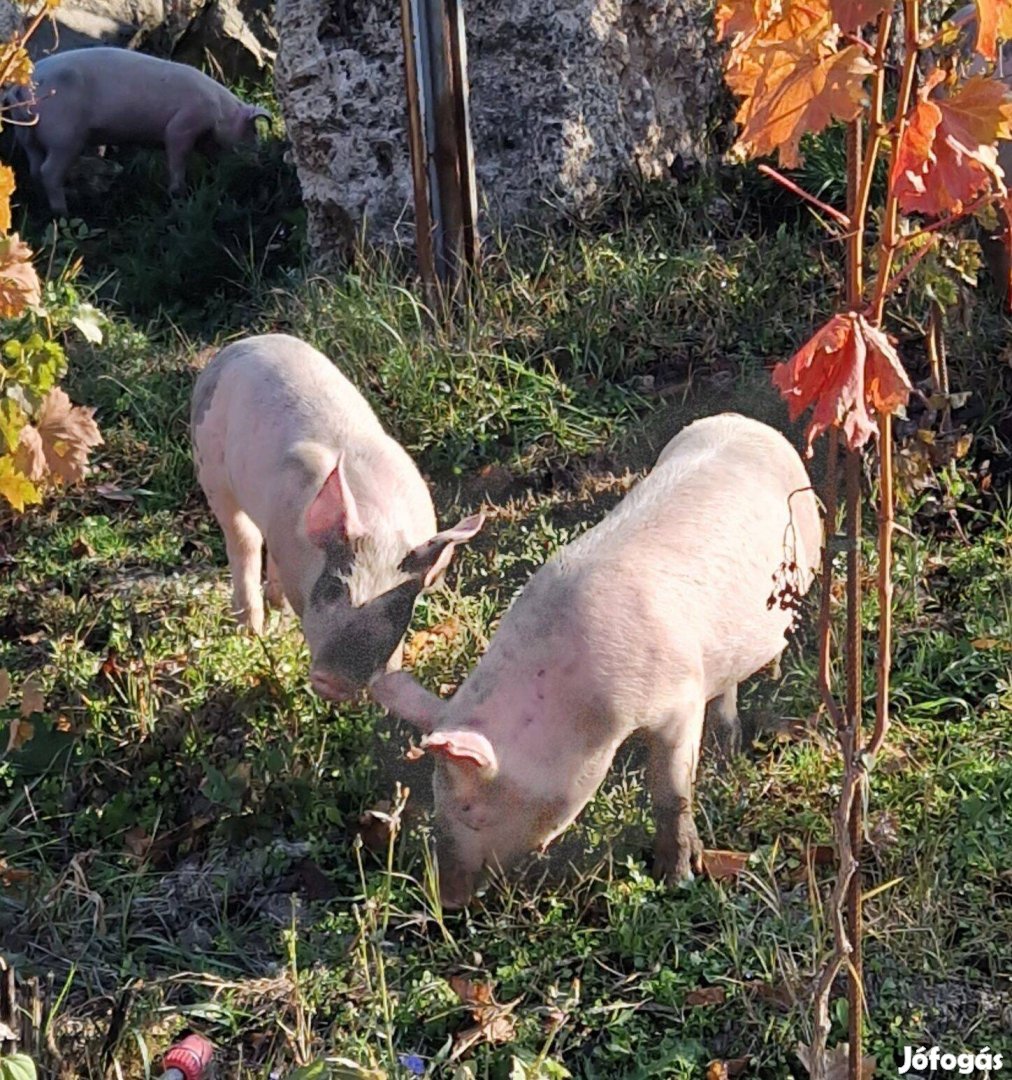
547,413,821,692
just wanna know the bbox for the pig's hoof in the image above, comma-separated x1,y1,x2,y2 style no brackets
653,816,703,885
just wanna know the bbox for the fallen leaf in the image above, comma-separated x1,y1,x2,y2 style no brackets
0,859,32,888
123,826,153,859
0,668,10,708
685,986,726,1006
404,745,426,762
0,233,41,317
744,980,795,1009
20,675,44,717
95,483,134,502
69,536,96,558
98,650,122,680
30,387,103,485
973,0,1012,61
771,311,912,454
707,1058,750,1080
796,1041,875,1080
451,976,495,1008
6,717,34,752
891,75,1012,218
450,975,518,1054
357,799,399,854
702,849,751,881
404,617,460,665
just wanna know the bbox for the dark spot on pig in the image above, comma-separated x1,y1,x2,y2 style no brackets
537,669,545,678
190,349,226,430
308,539,353,607
314,577,420,686
524,716,534,725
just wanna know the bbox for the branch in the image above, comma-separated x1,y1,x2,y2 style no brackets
757,165,852,228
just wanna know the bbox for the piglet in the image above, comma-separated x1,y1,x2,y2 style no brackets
371,413,822,908
9,47,271,216
191,333,483,702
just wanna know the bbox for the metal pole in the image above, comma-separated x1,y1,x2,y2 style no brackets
401,0,479,306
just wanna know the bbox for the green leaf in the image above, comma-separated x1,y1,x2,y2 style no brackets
0,397,26,453
71,304,104,345
0,1054,39,1080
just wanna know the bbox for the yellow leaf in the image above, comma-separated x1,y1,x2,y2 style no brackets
1,45,32,87
0,455,41,511
0,165,14,234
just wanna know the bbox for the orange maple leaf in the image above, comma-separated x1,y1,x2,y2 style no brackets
0,166,14,235
973,0,1012,61
0,234,41,317
830,0,891,33
728,15,873,167
891,75,1012,217
716,0,778,42
21,388,104,485
772,312,912,454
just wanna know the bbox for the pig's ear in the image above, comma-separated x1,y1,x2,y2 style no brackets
422,729,497,772
244,104,272,128
304,452,365,548
402,513,485,590
369,670,443,733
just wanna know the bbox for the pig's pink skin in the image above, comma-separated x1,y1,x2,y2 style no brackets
372,413,822,908
191,333,481,695
10,47,270,215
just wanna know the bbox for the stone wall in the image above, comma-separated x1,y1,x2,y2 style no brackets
274,0,724,266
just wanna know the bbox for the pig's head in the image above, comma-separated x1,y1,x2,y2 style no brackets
301,453,483,703
370,671,571,909
221,103,273,148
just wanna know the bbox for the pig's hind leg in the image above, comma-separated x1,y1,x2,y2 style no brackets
208,492,266,634
646,683,706,884
703,684,741,760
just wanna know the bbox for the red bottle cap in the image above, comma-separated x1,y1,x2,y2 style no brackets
162,1033,214,1080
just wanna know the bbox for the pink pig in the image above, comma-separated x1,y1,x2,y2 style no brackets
191,333,483,702
10,47,272,216
371,413,822,908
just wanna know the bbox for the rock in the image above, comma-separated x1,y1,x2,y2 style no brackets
274,0,725,266
161,0,277,81
1,0,274,82
21,0,165,57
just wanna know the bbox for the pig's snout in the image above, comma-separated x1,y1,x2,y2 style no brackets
438,866,480,910
310,670,359,702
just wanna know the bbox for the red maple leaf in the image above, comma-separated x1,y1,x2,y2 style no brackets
890,74,1012,217
772,312,912,454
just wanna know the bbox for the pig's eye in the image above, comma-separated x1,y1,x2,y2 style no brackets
460,803,471,813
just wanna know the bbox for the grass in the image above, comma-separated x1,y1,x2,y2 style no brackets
1,139,1011,1079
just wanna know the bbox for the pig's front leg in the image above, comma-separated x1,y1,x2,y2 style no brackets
163,112,204,197
39,141,82,217
646,689,706,884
